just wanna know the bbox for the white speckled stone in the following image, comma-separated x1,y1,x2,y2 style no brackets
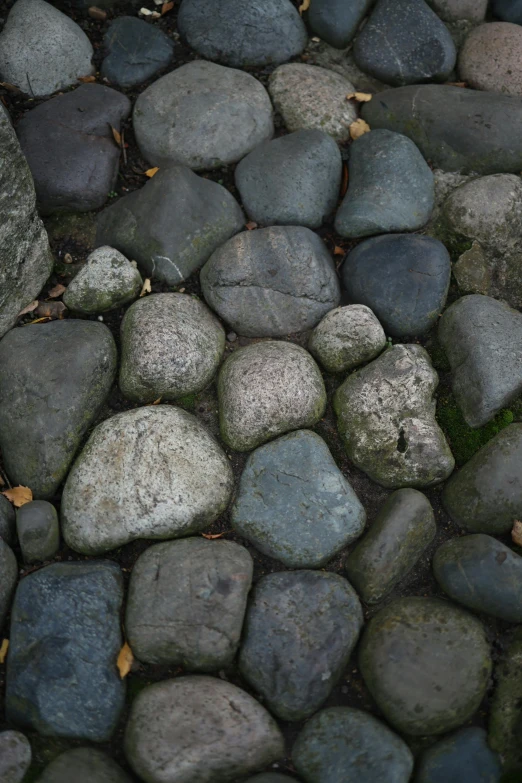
63,246,142,314
309,305,387,373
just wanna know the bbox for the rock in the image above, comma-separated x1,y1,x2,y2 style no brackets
218,341,326,451
232,430,366,568
362,85,522,174
239,571,363,720
16,500,59,564
0,731,31,783
489,628,522,771
200,226,340,337
453,242,492,296
63,246,142,314
346,488,435,604
6,561,124,741
353,0,456,86
335,130,434,237
460,23,522,96
0,320,116,498
0,495,16,546
101,16,174,88
134,61,274,169
245,776,294,783
61,406,233,554
416,727,502,783
119,293,225,402
334,344,454,487
0,0,94,97
0,539,17,634
307,0,373,48
17,84,131,215
492,0,522,24
234,130,342,228
268,63,357,142
359,597,491,735
308,305,386,373
124,677,284,783
342,234,451,337
293,707,414,783
96,165,244,285
126,538,253,668
427,0,487,21
178,0,307,67
302,36,390,93
36,748,132,783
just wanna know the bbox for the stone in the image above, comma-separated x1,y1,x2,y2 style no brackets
459,23,522,96
492,0,522,24
0,105,53,339
16,500,59,564
293,707,414,783
302,35,390,93
427,0,487,21
96,165,244,285
433,534,522,623
245,777,294,783
307,0,373,48
0,495,16,546
359,597,491,735
334,344,454,488
231,430,366,568
119,293,225,402
308,304,386,373
6,561,124,741
416,727,502,783
346,488,435,604
36,748,132,783
101,16,174,88
353,0,456,86
133,61,274,170
268,63,357,142
0,0,94,97
0,731,31,783
124,677,284,783
342,234,451,337
61,406,233,554
335,130,434,237
234,130,342,228
489,628,522,771
63,246,142,314
453,242,492,296
218,341,326,451
17,84,131,215
0,539,17,634
0,320,116,498
200,226,340,337
126,538,253,668
177,0,307,67
361,85,522,174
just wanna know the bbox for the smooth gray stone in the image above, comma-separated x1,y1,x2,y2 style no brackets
6,561,124,741
335,129,434,237
0,731,31,783
415,727,502,783
0,495,16,546
307,0,373,48
16,500,59,564
0,539,17,635
492,0,522,23
36,748,131,783
101,16,174,88
96,165,244,285
239,570,363,721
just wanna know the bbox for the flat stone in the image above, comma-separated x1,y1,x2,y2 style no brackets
0,539,17,635
0,731,31,783
0,320,116,498
460,22,522,96
239,571,363,721
96,165,244,285
416,727,502,783
492,0,522,23
268,63,357,142
489,628,522,771
307,0,373,48
133,61,274,170
308,304,386,373
0,495,16,546
119,293,225,402
232,430,366,568
63,246,142,314
124,677,284,783
342,234,451,337
293,707,414,783
359,597,491,735
334,344,454,487
126,538,253,668
0,0,94,97
200,226,340,337
335,130,434,238
346,488,436,604
234,130,342,228
16,500,59,564
218,341,326,451
6,561,124,741
36,748,132,783
101,16,174,88
427,0,488,21
61,406,233,554
177,0,307,67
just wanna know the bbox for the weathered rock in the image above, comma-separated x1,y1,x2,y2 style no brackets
492,0,522,24
489,628,522,771
36,748,132,783
308,304,386,373
416,727,502,783
307,0,372,48
428,0,487,21
0,731,31,783
0,539,17,634
460,22,522,96
16,500,59,564
101,16,174,88
0,495,16,546
452,242,492,296
63,246,142,314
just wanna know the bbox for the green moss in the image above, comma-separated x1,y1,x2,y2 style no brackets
177,393,197,411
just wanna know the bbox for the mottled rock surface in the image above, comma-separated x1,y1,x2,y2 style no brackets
16,500,60,564
0,731,31,783
63,246,141,314
101,16,174,88
459,22,522,96
0,539,17,634
489,628,522,772
416,727,502,783
36,748,132,783
308,304,386,373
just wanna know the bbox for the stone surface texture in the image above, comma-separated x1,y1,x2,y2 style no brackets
307,0,373,48
0,731,32,783
459,22,522,96
428,0,487,21
16,500,60,564
0,495,16,546
36,748,132,783
101,16,174,88
0,539,17,634
308,304,387,373
415,727,502,783
63,246,142,314
489,628,522,771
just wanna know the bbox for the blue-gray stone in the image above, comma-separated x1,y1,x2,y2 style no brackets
293,707,414,783
6,561,125,741
16,500,59,564
335,129,434,238
415,727,502,783
231,430,366,568
342,234,450,338
0,495,15,547
0,538,17,635
492,0,522,24
101,16,174,89
307,0,373,48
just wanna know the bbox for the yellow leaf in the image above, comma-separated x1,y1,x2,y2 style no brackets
151,397,162,405
78,75,97,83
48,284,66,299
18,300,38,317
349,118,371,140
140,278,152,297
333,246,344,256
346,92,373,102
201,531,230,539
111,126,122,146
512,520,522,547
27,316,52,325
145,167,159,178
161,0,174,13
1,486,33,508
298,0,310,13
117,642,134,679
0,639,8,664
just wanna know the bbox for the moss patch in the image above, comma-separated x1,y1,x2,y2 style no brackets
436,394,514,466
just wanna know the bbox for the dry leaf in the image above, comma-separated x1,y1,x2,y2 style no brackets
334,246,344,256
245,221,258,230
78,74,97,83
340,162,349,197
27,316,52,325
445,81,467,88
48,284,66,299
512,520,522,547
140,278,152,297
117,642,134,678
346,91,373,102
63,253,73,264
349,118,371,140
161,0,174,13
201,531,230,539
152,397,162,405
36,301,66,320
111,126,122,146
0,639,8,664
88,5,107,19
0,81,21,93
2,486,33,508
18,300,39,317
145,167,159,178
298,0,310,13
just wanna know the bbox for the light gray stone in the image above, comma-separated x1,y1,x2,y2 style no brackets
0,495,16,546
459,22,522,96
308,305,386,373
36,748,131,783
63,246,142,314
16,500,59,564
0,731,31,783
0,538,17,634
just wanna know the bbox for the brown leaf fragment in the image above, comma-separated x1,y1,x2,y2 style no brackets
245,221,258,230
117,642,133,679
151,397,162,405
88,5,107,19
2,486,33,508
140,278,152,297
340,162,349,197
298,0,310,13
349,118,371,140
0,81,21,93
333,246,344,256
201,531,230,539
346,91,373,102
18,300,39,317
111,125,122,146
0,639,8,664
48,284,66,299
78,75,97,83
27,317,52,324
512,520,522,547
445,81,467,88
144,167,159,178
36,301,67,320
161,0,174,13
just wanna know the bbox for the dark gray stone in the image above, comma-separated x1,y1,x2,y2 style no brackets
200,226,340,337
0,495,16,546
0,539,17,635
6,561,125,741
335,129,434,237
234,130,342,229
489,628,522,771
239,570,363,721
101,16,174,89
245,776,294,783
342,234,451,338
492,0,522,23
16,500,59,564
307,0,373,48
0,731,31,783
36,748,131,783
415,727,502,783
0,320,117,499
17,84,131,215
96,165,244,285
177,0,307,67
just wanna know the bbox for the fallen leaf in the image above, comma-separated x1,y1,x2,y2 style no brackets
346,91,373,102
298,0,310,13
78,74,97,83
36,301,67,320
161,0,174,13
140,278,152,297
512,520,522,547
145,167,159,178
445,81,467,88
334,246,344,256
111,125,122,146
340,162,349,197
48,283,66,299
152,397,162,405
18,300,38,317
63,253,73,264
27,317,52,325
88,5,107,19
2,486,32,508
201,531,230,539
349,118,371,140
245,221,258,230
117,642,134,679
0,639,8,664
0,81,21,93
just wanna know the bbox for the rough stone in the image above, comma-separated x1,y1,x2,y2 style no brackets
0,731,31,783
101,16,174,88
427,0,487,21
453,242,492,296
0,539,17,634
489,628,522,772
0,495,16,546
16,500,59,564
308,305,386,373
36,748,132,783
63,246,142,314
302,36,390,92
307,0,373,48
492,0,522,24
416,727,502,783
459,23,522,96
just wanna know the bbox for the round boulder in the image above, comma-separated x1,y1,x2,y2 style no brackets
63,246,142,314
459,22,522,96
308,304,386,373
